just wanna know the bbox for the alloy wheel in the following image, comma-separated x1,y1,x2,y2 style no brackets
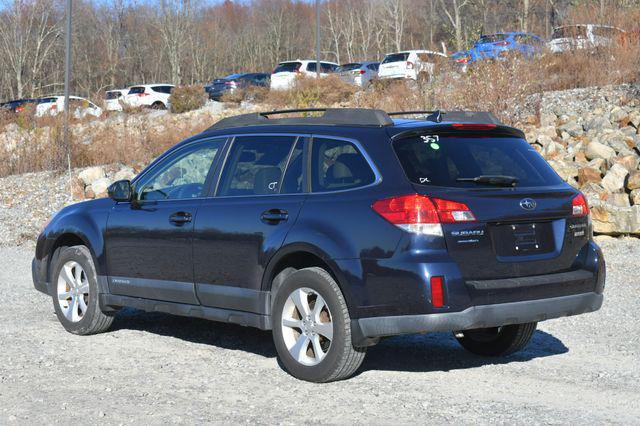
57,261,90,323
281,287,333,366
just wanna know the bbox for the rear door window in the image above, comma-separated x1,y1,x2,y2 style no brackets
311,138,375,192
217,136,297,196
393,135,562,188
382,53,409,64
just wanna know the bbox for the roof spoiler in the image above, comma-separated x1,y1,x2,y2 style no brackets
387,110,502,125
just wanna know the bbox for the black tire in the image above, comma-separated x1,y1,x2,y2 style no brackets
50,245,114,335
454,322,537,356
150,101,166,110
271,267,366,382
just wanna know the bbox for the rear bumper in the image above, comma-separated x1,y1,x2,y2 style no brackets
356,292,603,339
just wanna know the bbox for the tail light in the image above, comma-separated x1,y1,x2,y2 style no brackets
406,61,414,69
357,69,366,75
16,106,24,113
456,57,470,64
430,276,445,308
572,193,590,217
224,81,237,87
137,93,149,97
372,194,476,237
495,41,510,46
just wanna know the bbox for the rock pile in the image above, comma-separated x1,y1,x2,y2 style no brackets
72,165,137,200
521,84,640,235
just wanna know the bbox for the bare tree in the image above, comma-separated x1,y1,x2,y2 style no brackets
439,0,470,51
0,0,61,98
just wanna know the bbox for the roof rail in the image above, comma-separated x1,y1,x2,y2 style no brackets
388,110,502,125
208,108,394,130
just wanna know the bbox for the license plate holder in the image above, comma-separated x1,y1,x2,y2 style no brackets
492,222,554,256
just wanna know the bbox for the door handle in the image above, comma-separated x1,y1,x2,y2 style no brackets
261,209,288,224
169,211,192,225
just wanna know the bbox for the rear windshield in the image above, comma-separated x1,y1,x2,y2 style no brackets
338,63,362,72
382,53,409,64
273,62,301,73
393,136,562,188
128,86,145,94
105,91,121,100
477,34,507,44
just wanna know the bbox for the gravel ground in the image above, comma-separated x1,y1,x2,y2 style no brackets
0,236,639,424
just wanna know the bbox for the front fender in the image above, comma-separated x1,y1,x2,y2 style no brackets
37,198,113,276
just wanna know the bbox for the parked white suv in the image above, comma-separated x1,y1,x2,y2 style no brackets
547,24,625,53
35,96,102,118
122,84,174,109
378,50,447,82
104,89,129,112
270,60,339,90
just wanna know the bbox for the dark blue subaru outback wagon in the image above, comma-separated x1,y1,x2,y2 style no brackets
33,108,605,382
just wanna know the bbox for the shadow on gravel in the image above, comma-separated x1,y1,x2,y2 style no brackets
110,309,568,373
110,308,277,358
360,330,568,373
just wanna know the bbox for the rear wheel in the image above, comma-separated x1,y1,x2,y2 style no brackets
454,322,537,356
51,245,114,335
272,267,366,382
150,101,166,110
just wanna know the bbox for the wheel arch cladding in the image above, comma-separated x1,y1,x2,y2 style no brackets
262,244,358,316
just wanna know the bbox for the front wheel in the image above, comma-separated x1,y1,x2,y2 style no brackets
272,267,366,382
50,245,114,335
454,322,537,356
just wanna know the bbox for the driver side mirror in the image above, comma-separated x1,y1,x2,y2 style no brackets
108,179,132,202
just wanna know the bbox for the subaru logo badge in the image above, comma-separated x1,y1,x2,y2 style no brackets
519,198,536,210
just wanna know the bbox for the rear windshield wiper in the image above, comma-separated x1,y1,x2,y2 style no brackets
456,175,519,187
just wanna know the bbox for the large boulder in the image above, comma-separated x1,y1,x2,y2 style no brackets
590,204,640,235
584,116,612,132
585,141,615,161
615,154,639,173
78,166,106,185
548,159,577,181
627,171,640,190
91,177,111,198
113,166,135,182
601,163,629,193
578,166,602,186
558,120,583,137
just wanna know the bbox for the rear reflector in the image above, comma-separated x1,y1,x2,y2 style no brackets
572,193,590,217
430,276,444,308
372,194,476,236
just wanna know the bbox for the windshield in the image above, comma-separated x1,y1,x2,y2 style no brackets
393,136,563,188
382,53,409,64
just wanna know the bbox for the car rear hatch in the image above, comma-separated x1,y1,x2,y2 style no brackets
391,124,591,281
379,53,409,77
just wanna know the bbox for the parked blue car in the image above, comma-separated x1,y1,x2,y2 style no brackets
471,32,544,61
453,32,544,69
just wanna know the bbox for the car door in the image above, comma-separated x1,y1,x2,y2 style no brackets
105,137,227,304
193,135,307,313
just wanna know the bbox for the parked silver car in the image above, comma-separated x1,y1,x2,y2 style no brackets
336,61,380,87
